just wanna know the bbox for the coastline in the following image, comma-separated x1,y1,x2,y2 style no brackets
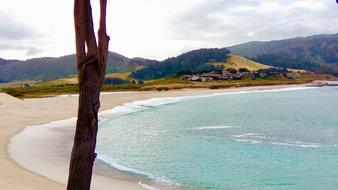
2,84,313,190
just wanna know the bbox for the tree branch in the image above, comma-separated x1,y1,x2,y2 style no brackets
74,0,87,70
98,0,110,74
84,0,98,60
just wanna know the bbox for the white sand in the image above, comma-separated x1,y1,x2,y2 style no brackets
1,84,310,190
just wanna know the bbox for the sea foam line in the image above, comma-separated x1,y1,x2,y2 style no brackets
196,126,233,130
96,154,178,186
233,138,321,148
271,142,321,148
232,133,322,148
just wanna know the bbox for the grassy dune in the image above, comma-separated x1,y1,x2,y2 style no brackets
211,54,270,71
42,76,78,85
211,54,306,73
105,72,132,80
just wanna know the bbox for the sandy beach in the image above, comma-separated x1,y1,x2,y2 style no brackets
0,84,311,190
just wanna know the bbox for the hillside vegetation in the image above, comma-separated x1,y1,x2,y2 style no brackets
228,33,338,75
131,48,231,80
0,52,155,82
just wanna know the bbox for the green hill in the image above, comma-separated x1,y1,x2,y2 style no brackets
131,48,231,80
1,33,337,83
228,33,338,75
0,52,156,82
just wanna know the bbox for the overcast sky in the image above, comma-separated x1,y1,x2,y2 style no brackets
0,0,337,60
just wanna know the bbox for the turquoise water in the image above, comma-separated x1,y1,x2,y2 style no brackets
97,87,338,190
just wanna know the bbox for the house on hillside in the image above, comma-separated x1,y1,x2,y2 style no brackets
284,73,300,79
182,66,301,82
182,75,201,81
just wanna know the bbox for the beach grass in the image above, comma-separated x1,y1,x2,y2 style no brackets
41,72,133,86
0,84,140,98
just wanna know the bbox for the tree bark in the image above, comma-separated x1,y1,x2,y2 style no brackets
67,0,109,190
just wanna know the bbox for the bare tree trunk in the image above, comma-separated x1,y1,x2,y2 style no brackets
67,0,109,189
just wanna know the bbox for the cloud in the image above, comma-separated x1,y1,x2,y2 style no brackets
170,0,338,48
0,13,38,40
0,44,43,56
0,0,337,60
0,11,46,57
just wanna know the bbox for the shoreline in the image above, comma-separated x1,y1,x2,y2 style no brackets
2,84,313,190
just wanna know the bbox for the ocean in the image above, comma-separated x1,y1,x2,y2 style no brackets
96,86,338,190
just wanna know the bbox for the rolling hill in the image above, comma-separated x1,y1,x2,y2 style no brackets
0,48,233,82
228,33,338,75
131,48,231,80
1,33,337,83
0,52,156,82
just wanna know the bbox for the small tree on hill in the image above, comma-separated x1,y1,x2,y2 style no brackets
239,68,249,73
226,68,237,74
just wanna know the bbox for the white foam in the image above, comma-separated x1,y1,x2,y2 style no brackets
140,130,167,136
99,105,144,118
233,138,321,147
233,138,262,144
98,97,187,120
233,133,321,148
196,126,233,130
132,97,184,107
212,86,317,97
255,86,317,93
96,155,177,186
233,133,261,138
271,141,321,148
